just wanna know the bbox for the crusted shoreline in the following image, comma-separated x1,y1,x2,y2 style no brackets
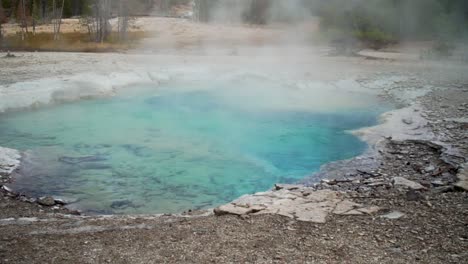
0,53,421,215
0,52,467,263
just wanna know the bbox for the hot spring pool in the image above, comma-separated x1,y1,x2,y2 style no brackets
0,81,388,214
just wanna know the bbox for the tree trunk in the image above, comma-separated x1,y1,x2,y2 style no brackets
41,0,46,19
20,0,29,40
195,0,211,23
54,0,65,40
118,0,129,42
72,0,80,16
0,0,4,42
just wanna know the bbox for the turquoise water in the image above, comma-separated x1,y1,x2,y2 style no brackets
0,83,387,214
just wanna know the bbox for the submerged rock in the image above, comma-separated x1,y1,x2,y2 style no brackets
58,155,108,165
110,200,137,210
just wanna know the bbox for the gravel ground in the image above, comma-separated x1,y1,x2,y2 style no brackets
0,47,467,263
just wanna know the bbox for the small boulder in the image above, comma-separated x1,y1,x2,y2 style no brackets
37,196,56,206
392,177,426,190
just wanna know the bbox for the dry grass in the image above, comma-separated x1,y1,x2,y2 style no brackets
0,31,149,52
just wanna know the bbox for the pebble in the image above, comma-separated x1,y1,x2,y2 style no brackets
431,180,445,187
424,165,435,173
381,211,405,220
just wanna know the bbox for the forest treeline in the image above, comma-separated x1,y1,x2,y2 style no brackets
1,0,467,46
313,0,468,48
194,0,468,42
0,0,182,20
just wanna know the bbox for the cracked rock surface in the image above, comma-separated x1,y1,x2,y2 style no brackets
215,187,380,223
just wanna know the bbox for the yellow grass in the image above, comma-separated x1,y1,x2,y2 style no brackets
0,31,149,52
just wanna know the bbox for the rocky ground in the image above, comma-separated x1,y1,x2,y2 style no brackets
0,47,467,263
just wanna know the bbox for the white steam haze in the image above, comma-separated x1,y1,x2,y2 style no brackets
3,0,466,113
138,0,321,56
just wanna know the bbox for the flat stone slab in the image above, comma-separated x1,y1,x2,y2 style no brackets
0,147,21,176
214,187,380,223
392,177,426,190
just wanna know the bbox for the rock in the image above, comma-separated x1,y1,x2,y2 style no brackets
433,185,455,193
388,247,403,254
392,177,426,190
321,179,333,185
381,211,405,220
37,196,56,206
332,200,380,216
406,190,424,201
0,147,21,176
274,184,302,191
455,164,468,191
216,187,381,223
431,180,445,187
214,204,265,216
424,165,435,173
333,200,362,215
402,118,413,125
69,210,82,215
53,199,68,205
292,201,336,223
18,196,36,203
5,52,16,58
110,200,136,209
58,155,108,165
1,185,13,193
1,185,17,197
367,181,387,187
358,206,381,215
53,197,78,205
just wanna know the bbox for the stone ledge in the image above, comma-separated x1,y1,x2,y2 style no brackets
214,187,380,223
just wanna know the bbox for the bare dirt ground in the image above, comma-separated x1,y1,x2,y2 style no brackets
0,18,467,264
1,16,320,53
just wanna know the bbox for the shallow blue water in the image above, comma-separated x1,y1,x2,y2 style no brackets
0,84,388,214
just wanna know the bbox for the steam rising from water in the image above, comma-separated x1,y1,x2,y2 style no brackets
1,77,389,214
